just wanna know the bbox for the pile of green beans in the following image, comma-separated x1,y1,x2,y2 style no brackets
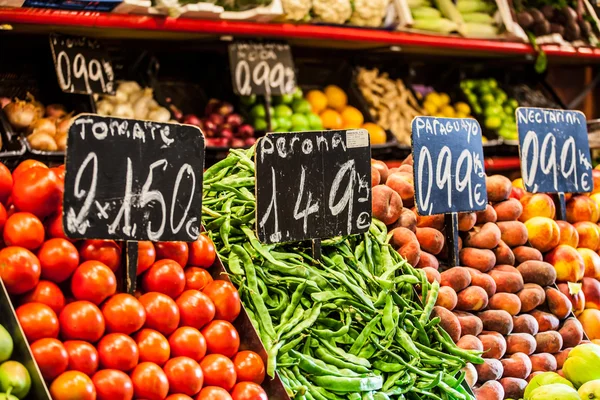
203,148,483,400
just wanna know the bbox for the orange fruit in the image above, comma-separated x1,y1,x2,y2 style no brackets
305,90,328,114
320,110,343,130
362,123,386,145
324,85,347,111
341,106,364,129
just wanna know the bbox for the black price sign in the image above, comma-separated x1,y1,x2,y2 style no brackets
256,130,372,244
412,116,487,215
63,115,205,242
50,33,115,95
228,41,295,96
517,107,592,193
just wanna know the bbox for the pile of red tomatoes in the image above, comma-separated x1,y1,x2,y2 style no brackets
0,159,268,400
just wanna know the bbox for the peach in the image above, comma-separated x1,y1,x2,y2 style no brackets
436,286,458,310
458,212,476,232
440,267,471,292
456,286,489,312
494,198,523,221
488,267,524,293
511,186,526,200
530,353,557,372
497,221,529,248
501,352,532,380
466,268,497,297
557,282,586,316
473,380,504,400
557,220,579,248
578,248,600,279
545,287,572,320
486,175,512,202
530,310,560,332
500,377,527,399
459,248,496,273
592,169,600,194
371,166,381,187
590,192,600,213
524,217,560,253
456,335,483,351
478,333,507,359
432,306,461,343
559,318,584,349
513,314,539,335
488,292,521,316
516,261,557,287
416,251,439,270
555,348,572,369
519,193,556,222
493,240,515,266
574,221,600,250
544,245,585,283
475,358,504,383
578,308,600,340
454,311,483,337
371,159,389,183
371,185,403,225
386,172,415,208
415,227,444,255
414,208,445,230
513,178,524,189
390,208,417,232
389,227,421,266
566,195,600,223
402,154,413,165
517,283,546,313
476,204,497,224
422,267,441,284
582,277,600,310
479,310,514,335
506,333,536,355
534,331,563,354
463,223,501,249
513,246,543,263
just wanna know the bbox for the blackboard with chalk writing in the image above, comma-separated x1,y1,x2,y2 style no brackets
255,130,372,244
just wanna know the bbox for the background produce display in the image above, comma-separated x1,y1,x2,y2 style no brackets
0,323,32,399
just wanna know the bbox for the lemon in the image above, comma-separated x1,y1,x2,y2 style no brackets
320,109,343,130
440,105,456,118
425,92,443,108
324,85,348,111
305,90,328,114
455,102,471,115
456,112,469,118
423,101,437,115
439,93,451,106
341,106,364,129
362,123,386,145
482,136,488,143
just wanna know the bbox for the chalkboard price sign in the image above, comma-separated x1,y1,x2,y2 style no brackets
228,42,295,96
63,115,205,242
50,33,115,95
256,130,372,244
516,107,592,194
412,116,487,216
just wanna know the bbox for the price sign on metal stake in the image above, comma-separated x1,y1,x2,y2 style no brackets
255,130,372,245
50,33,115,95
228,41,296,96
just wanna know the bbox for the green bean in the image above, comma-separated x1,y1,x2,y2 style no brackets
279,334,307,356
277,306,305,339
349,316,381,355
279,280,307,326
418,280,439,327
282,304,322,341
313,348,370,374
310,375,383,393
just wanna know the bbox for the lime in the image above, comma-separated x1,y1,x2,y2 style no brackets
495,92,507,104
291,114,310,131
484,105,503,117
0,325,13,363
504,105,514,116
498,127,517,140
307,113,323,130
0,361,31,399
280,94,294,104
478,85,492,95
466,93,478,106
270,118,279,130
292,99,312,115
240,95,257,106
274,127,289,133
250,104,266,119
293,87,303,100
461,80,474,90
484,116,502,130
473,105,483,115
253,118,268,131
274,105,293,119
276,117,292,131
480,94,495,106
488,79,498,89
509,99,519,109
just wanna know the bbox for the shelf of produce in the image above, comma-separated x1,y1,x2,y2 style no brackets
2,7,600,62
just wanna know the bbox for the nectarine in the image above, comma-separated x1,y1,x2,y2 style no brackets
544,245,585,283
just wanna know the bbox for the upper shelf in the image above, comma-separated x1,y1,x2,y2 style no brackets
2,7,600,62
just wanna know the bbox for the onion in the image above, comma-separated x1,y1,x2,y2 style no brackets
133,89,154,119
55,133,67,151
28,118,56,136
96,100,114,116
113,103,135,118
0,97,10,108
46,104,67,119
148,107,171,122
56,116,73,137
4,100,37,130
117,81,142,96
26,93,44,119
28,132,58,151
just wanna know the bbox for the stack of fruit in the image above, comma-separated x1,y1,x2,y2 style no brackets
180,99,256,148
420,91,472,119
460,78,519,142
0,159,268,400
0,323,32,399
370,156,587,400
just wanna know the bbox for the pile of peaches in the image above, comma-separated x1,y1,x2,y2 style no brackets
370,156,590,400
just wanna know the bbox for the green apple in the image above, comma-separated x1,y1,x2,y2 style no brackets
292,99,312,115
274,105,293,119
307,114,323,130
0,361,31,399
0,325,12,363
291,114,309,131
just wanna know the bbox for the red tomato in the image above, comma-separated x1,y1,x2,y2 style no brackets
51,165,66,184
45,210,67,240
16,302,59,342
12,160,47,181
155,241,189,267
138,292,180,336
202,281,240,322
79,240,122,272
166,395,193,400
12,166,61,219
230,382,268,400
176,290,215,330
31,338,69,381
137,241,156,276
59,301,105,342
142,259,186,299
97,333,139,372
196,386,232,400
0,162,13,205
50,371,96,400
188,235,216,268
20,280,65,315
0,203,7,233
232,351,265,384
38,238,79,283
3,212,45,249
102,294,146,335
63,340,99,376
0,246,41,294
92,369,134,400
201,321,239,358
130,362,169,400
200,354,236,391
184,267,213,291
71,261,117,305
163,356,203,396
168,327,206,362
134,329,170,366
